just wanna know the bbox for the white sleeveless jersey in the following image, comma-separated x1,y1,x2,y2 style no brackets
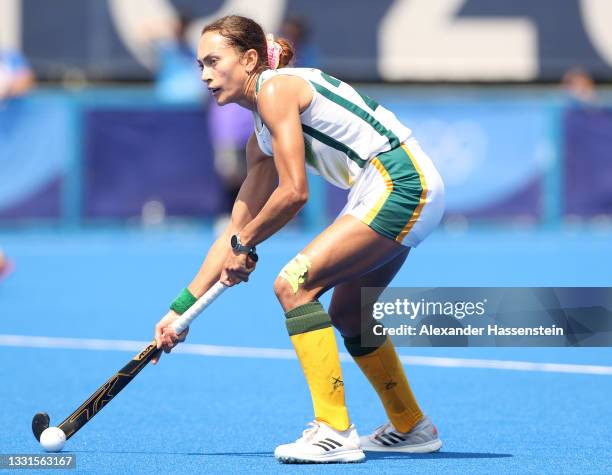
253,68,412,189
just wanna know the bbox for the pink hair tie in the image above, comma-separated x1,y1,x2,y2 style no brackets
266,33,282,70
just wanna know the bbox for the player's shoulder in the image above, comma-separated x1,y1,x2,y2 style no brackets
257,67,320,91
257,68,314,102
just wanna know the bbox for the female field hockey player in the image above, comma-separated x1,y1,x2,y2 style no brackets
153,15,445,463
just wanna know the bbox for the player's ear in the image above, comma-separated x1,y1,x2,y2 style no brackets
243,48,259,74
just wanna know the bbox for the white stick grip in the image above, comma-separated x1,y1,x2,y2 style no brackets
170,282,227,334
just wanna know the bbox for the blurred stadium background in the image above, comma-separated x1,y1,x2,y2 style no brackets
1,0,611,230
1,1,612,473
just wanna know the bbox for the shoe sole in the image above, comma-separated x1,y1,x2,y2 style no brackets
361,438,442,453
276,449,366,464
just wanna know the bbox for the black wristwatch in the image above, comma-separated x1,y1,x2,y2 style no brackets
231,234,256,256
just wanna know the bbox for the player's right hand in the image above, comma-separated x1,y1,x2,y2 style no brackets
152,310,190,365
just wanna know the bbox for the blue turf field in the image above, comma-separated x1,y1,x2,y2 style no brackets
1,228,611,474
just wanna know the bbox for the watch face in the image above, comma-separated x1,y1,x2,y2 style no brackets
231,234,239,249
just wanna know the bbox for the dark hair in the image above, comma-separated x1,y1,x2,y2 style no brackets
202,15,294,71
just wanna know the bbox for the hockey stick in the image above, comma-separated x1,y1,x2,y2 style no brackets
32,279,231,442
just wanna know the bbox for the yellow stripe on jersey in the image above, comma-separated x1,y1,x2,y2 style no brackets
396,144,428,243
363,157,394,225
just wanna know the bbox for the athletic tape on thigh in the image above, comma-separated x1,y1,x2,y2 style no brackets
279,254,311,294
285,301,331,336
343,320,387,357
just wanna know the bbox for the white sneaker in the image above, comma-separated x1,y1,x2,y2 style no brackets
274,420,366,464
360,416,442,453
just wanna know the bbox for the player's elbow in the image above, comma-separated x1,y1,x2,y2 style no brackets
290,189,309,209
283,186,308,209
294,188,309,207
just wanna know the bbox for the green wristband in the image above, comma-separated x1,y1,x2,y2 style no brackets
170,288,197,315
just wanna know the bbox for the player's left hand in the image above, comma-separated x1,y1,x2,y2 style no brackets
221,252,256,286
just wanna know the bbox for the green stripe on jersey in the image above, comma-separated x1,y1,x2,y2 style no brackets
370,146,423,239
320,71,341,87
357,91,379,111
320,70,378,110
309,81,399,149
303,138,318,169
302,124,367,168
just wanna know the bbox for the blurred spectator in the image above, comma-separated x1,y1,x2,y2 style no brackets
0,248,14,281
280,15,320,67
0,48,35,101
0,48,33,277
561,67,598,108
141,14,204,103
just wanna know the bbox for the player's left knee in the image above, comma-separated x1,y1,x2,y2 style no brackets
274,254,317,310
273,275,292,302
273,275,317,310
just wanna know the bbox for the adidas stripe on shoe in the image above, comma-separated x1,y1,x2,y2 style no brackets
360,416,442,453
275,420,365,464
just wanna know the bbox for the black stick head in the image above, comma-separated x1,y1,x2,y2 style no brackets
32,412,50,441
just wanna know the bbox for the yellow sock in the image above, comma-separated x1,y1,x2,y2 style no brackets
286,302,350,431
348,335,423,433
